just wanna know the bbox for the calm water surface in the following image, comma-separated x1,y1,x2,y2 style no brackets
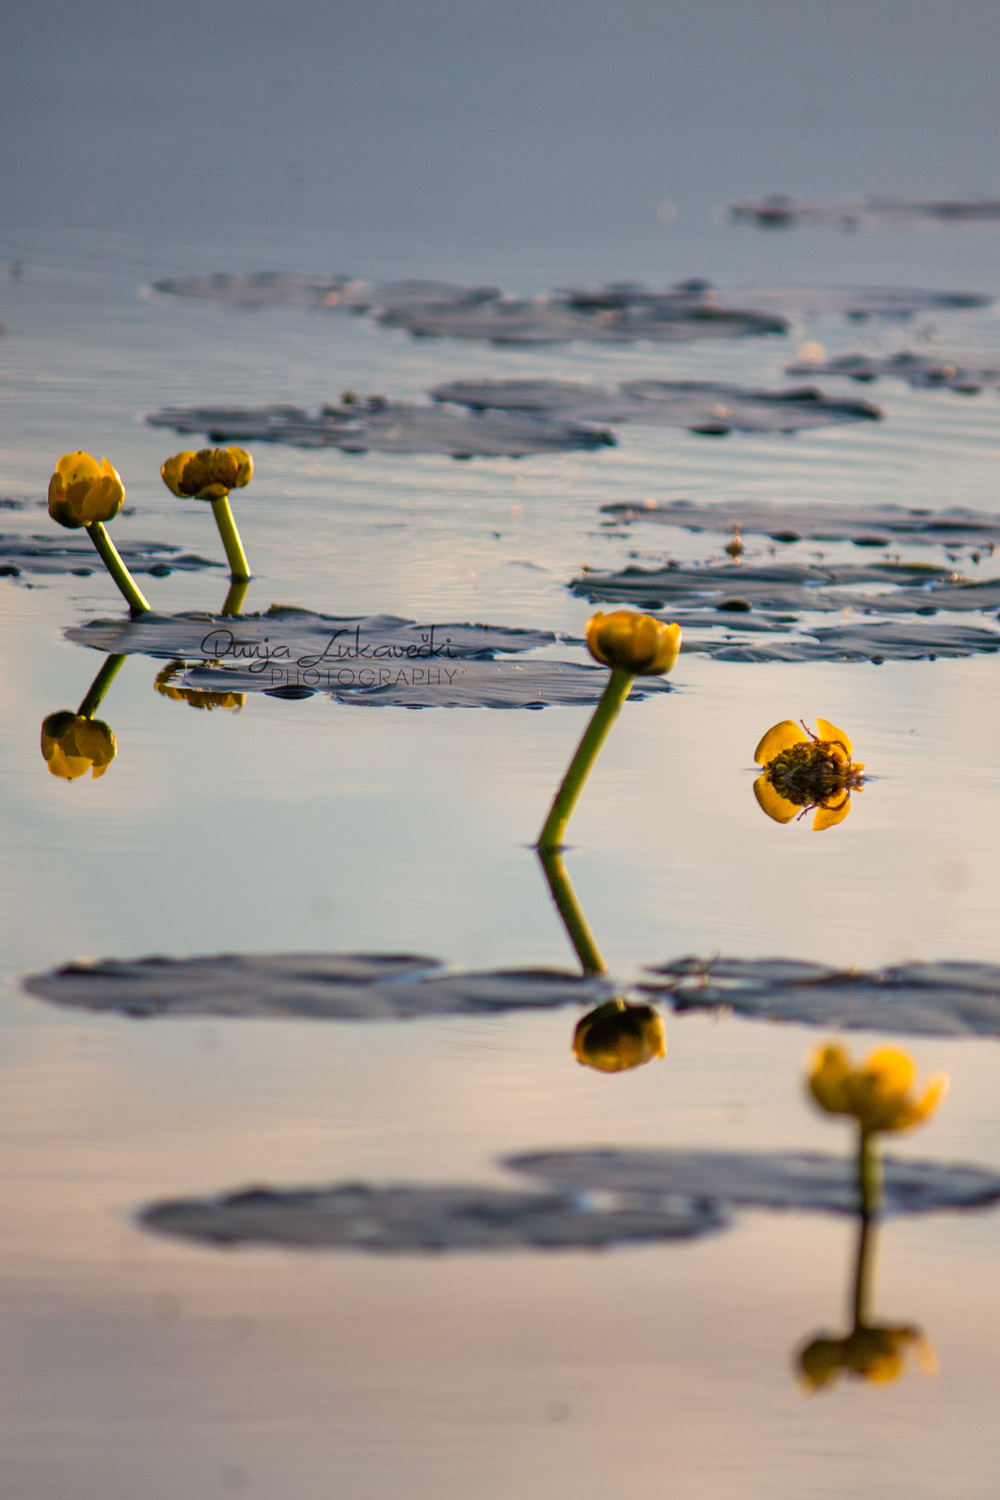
2,212,1000,1498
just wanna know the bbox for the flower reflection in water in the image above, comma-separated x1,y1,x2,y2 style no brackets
40,653,124,782
155,662,245,712
753,718,864,830
799,1316,938,1391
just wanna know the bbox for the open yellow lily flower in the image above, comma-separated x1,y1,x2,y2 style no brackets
155,665,244,711
753,718,864,830
47,452,125,529
40,712,117,780
586,611,682,676
161,447,253,501
573,1000,666,1073
807,1043,948,1134
799,1323,937,1391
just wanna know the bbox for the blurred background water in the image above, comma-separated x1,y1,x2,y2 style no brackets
3,3,1000,1497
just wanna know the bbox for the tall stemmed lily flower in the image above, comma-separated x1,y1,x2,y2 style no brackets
161,447,253,581
537,610,681,851
537,847,667,1075
754,718,865,830
795,1043,946,1392
47,453,150,616
40,653,125,781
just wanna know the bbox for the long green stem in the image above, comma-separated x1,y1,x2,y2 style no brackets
537,666,634,850
851,1210,878,1329
210,495,250,581
537,848,607,974
220,577,250,617
851,1126,882,1327
859,1126,883,1218
76,654,126,718
86,523,150,616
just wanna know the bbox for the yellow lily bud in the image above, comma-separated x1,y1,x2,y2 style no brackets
807,1043,948,1134
799,1324,936,1391
585,611,682,676
40,712,117,781
160,447,253,501
573,1000,666,1073
753,717,864,830
47,452,125,530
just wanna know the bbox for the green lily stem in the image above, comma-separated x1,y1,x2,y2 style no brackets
76,654,127,719
537,847,608,975
537,666,634,850
220,577,250,617
86,522,150,617
851,1127,883,1327
210,494,250,581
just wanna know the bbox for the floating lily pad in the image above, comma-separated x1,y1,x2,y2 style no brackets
149,273,502,313
601,499,1000,549
0,535,221,578
787,350,1000,392
505,1148,1000,1216
65,609,671,706
23,952,615,1020
640,957,1000,1038
146,400,614,457
434,378,880,433
380,298,787,344
727,196,1000,234
560,280,993,319
139,1181,727,1252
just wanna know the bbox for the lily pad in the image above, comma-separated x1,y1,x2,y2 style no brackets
380,298,787,344
149,273,502,313
0,535,221,578
139,1181,728,1252
23,952,615,1020
727,195,1000,234
641,957,1000,1038
556,279,993,320
65,610,672,706
601,498,1000,549
146,400,614,457
505,1148,1000,1216
434,378,881,433
787,350,1000,392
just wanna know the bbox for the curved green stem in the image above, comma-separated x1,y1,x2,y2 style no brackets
76,653,126,718
210,495,250,581
86,523,150,616
537,667,634,850
537,848,607,974
220,577,250,617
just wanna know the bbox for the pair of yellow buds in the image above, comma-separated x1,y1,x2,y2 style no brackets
47,448,254,530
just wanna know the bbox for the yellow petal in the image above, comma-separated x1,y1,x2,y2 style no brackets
161,451,197,497
45,744,92,780
903,1074,949,1129
753,773,800,824
816,719,853,758
808,1044,853,1114
813,795,851,830
228,447,254,487
754,720,809,765
862,1048,916,1096
55,451,102,484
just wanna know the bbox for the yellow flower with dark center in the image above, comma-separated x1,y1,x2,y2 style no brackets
40,712,116,780
807,1043,948,1133
753,718,864,830
47,452,125,529
155,665,244,711
161,447,253,501
573,1000,666,1073
799,1323,937,1391
586,611,682,676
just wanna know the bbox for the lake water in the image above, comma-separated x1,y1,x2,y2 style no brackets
4,5,1000,1495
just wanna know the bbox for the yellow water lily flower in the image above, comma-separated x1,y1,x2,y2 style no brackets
799,1323,937,1391
807,1043,948,1134
573,1000,666,1073
155,665,244,711
161,447,253,501
40,712,117,780
586,611,682,676
753,718,865,830
47,452,125,529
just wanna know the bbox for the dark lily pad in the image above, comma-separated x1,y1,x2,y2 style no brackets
601,498,1000,549
434,378,880,433
23,952,615,1020
380,298,787,344
146,400,614,457
505,1148,1000,1216
65,610,672,706
149,273,502,313
727,195,1000,235
139,1181,728,1252
641,957,1000,1038
556,279,993,320
0,535,222,577
787,350,1000,392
